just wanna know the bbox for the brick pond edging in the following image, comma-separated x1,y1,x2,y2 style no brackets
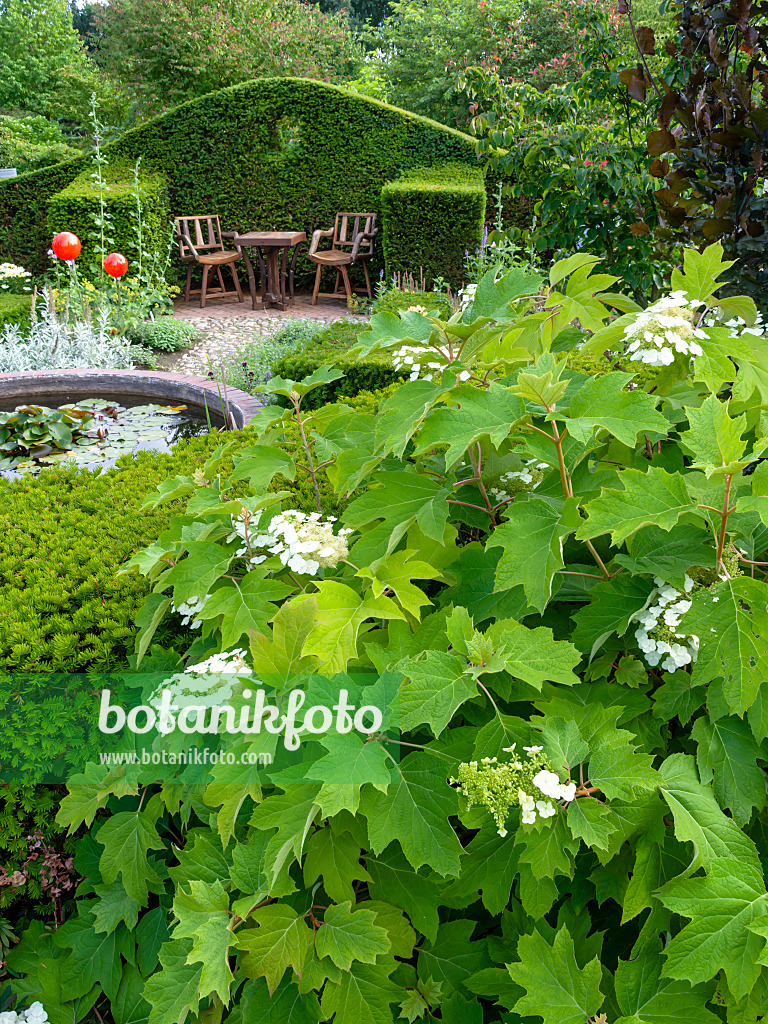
0,369,264,429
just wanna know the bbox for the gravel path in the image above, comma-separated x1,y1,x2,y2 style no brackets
155,313,366,375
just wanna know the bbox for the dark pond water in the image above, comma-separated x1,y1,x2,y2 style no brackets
0,397,211,478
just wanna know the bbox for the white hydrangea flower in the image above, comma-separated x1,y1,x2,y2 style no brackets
173,594,209,629
0,1004,50,1024
631,576,699,672
230,509,352,576
622,293,705,367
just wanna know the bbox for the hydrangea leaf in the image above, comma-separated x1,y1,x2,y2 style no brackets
112,962,151,1024
172,879,233,1004
374,376,458,460
417,919,491,995
196,570,291,648
303,828,372,905
260,364,344,399
136,907,170,977
299,582,406,673
305,731,392,787
657,858,768,1001
366,847,441,943
441,542,530,625
691,714,766,826
98,809,164,906
315,902,390,971
412,383,526,467
249,595,317,681
343,471,451,563
320,961,403,1024
566,799,618,851
614,925,720,1023
682,395,749,476
357,548,441,620
588,736,658,801
361,751,464,877
144,939,202,1024
488,496,581,613
572,574,655,660
159,541,233,605
670,241,733,303
399,651,478,738
517,812,580,881
240,975,323,1023
693,328,754,393
506,926,604,1024
658,754,762,873
237,904,314,995
229,444,296,490
91,881,140,936
577,467,697,545
52,910,126,1001
614,523,716,589
483,617,581,688
441,826,520,916
562,373,669,446
249,786,321,889
685,576,768,715
735,460,768,524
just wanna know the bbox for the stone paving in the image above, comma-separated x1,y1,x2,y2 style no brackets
159,294,367,374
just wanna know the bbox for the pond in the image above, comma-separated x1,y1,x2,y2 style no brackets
0,397,211,478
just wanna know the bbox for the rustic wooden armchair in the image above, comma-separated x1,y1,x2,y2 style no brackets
308,212,379,305
174,215,244,308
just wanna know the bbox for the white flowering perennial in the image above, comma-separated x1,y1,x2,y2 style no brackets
0,1003,49,1024
450,743,577,836
631,575,700,672
489,461,548,503
0,262,33,292
391,344,471,383
623,291,707,367
230,509,352,576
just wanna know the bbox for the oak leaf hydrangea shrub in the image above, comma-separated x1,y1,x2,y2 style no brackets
8,243,768,1024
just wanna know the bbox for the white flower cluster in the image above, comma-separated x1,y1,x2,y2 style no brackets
490,461,548,503
0,1002,49,1024
632,575,700,671
707,309,766,340
623,291,706,366
0,261,32,292
148,650,251,731
231,509,352,576
173,595,208,629
392,344,471,383
186,649,252,676
458,283,477,310
519,765,577,825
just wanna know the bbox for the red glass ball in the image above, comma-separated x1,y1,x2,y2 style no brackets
104,252,128,278
52,232,81,261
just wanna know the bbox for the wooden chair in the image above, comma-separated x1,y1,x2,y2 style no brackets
308,213,379,305
174,215,244,308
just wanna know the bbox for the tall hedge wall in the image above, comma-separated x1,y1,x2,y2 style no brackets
381,162,486,286
47,164,170,281
0,77,485,287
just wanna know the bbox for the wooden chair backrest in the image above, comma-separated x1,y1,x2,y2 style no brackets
333,212,377,256
175,215,225,260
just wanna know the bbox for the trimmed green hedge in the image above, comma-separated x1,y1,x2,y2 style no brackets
0,78,485,289
0,292,32,331
381,162,486,286
271,319,408,407
47,164,170,282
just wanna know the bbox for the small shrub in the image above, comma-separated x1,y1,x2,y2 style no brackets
214,318,326,395
127,317,197,351
271,319,408,407
0,293,32,332
372,287,453,319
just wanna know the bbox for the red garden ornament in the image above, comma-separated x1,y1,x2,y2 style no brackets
52,232,81,261
104,252,128,278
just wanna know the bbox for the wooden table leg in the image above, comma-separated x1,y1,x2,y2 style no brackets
239,246,261,310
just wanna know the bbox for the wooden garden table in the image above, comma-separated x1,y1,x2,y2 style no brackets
232,230,306,311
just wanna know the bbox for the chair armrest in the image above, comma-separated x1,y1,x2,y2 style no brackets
175,229,199,258
351,227,379,261
309,226,334,257
221,231,238,239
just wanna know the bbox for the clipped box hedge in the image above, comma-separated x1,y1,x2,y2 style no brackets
0,292,32,331
381,162,487,286
0,78,492,289
271,319,408,407
47,163,171,281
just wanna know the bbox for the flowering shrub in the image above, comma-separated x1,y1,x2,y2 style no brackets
10,244,768,1024
0,1002,49,1024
